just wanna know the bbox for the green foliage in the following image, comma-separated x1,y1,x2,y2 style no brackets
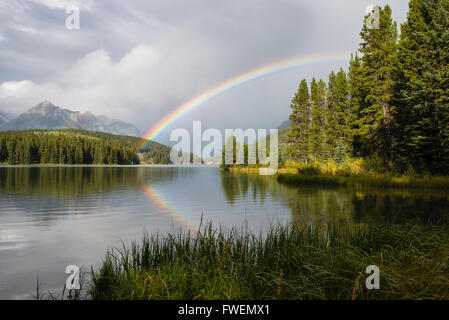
0,129,171,165
361,154,389,174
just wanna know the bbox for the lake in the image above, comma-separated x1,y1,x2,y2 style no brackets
0,166,448,299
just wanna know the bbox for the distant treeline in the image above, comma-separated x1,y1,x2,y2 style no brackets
0,129,171,165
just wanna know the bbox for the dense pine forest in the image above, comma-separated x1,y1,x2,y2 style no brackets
287,0,449,176
0,129,171,165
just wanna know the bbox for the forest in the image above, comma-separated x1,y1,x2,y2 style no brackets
0,129,171,165
287,0,448,176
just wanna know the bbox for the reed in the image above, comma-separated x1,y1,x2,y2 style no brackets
89,223,449,300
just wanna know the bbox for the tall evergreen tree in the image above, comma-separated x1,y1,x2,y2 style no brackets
326,70,350,154
309,78,327,161
21,140,31,164
75,144,84,164
326,71,338,154
288,79,310,162
335,138,348,165
393,0,449,175
348,53,364,156
7,139,16,164
359,5,398,164
334,69,351,148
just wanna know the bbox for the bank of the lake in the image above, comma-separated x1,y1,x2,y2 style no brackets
88,223,449,300
277,173,449,189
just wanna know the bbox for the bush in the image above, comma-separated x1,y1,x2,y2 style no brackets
361,154,388,174
298,165,321,176
283,159,366,177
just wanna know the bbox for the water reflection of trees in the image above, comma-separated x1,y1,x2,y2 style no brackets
220,171,449,226
220,171,271,205
0,166,187,226
0,166,180,196
352,192,449,225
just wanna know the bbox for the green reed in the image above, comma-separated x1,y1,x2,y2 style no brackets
89,223,449,300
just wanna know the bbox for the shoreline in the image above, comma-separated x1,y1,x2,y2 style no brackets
277,172,449,189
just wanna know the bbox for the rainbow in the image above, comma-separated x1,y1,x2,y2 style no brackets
142,183,198,231
140,51,350,148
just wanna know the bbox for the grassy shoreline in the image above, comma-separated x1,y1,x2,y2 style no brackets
87,223,449,300
277,173,449,189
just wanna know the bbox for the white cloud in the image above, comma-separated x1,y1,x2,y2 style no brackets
0,30,219,131
28,0,94,11
13,24,37,33
0,80,35,97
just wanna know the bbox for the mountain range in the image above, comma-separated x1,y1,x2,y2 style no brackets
0,111,10,126
0,101,141,137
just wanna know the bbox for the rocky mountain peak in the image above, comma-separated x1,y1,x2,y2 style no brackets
0,101,141,137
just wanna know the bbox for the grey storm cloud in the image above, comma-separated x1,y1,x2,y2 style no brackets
0,0,410,143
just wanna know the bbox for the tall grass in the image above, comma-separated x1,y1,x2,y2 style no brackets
282,159,366,176
277,173,449,189
279,158,449,189
89,223,449,300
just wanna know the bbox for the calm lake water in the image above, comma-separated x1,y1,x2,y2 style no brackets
0,166,448,299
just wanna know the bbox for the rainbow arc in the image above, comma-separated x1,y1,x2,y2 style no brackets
140,51,350,150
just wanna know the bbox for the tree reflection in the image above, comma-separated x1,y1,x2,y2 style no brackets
219,171,449,227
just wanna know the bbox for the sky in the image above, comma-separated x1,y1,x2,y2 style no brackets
0,0,410,144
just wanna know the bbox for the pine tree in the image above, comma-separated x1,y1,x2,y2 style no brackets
75,144,84,164
221,135,237,169
49,143,58,164
287,79,310,162
358,5,398,164
348,52,365,156
59,147,66,164
334,69,351,149
23,141,31,164
326,71,343,154
393,0,449,175
335,138,348,165
41,143,50,164
309,78,327,162
7,139,16,164
321,141,331,161
0,138,7,163
110,149,118,164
